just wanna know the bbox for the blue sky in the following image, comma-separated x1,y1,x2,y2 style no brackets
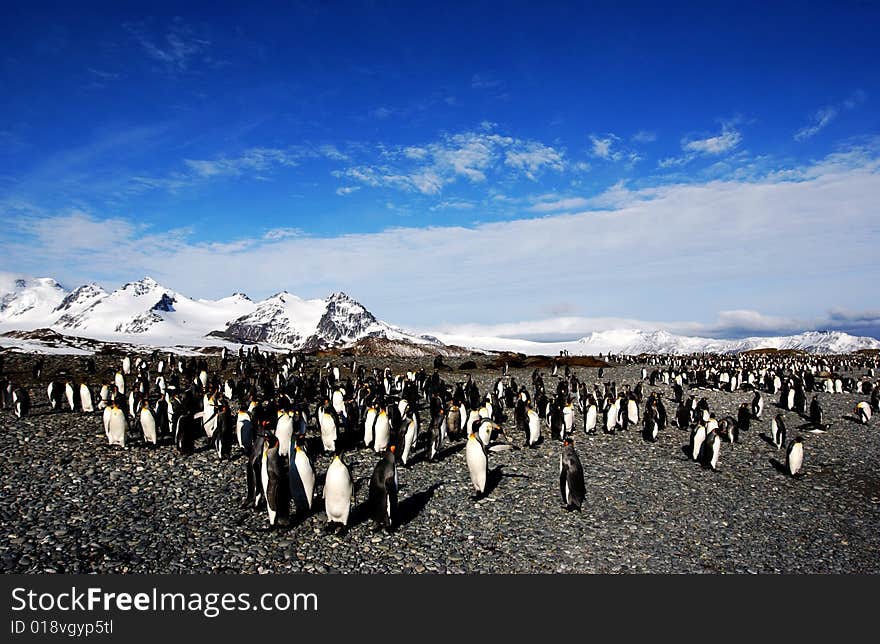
2,1,879,339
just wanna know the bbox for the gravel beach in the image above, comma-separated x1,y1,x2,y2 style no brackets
1,352,878,574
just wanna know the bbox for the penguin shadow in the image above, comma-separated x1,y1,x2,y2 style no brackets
755,432,773,447
679,445,693,460
397,483,442,527
433,441,466,462
481,465,507,497
841,414,863,426
768,458,791,476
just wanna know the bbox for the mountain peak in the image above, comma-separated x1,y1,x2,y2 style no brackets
122,276,164,296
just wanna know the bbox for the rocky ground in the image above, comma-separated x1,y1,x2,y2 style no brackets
0,352,878,574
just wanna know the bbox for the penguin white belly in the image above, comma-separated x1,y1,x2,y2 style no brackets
373,414,390,452
707,418,718,433
606,404,618,431
709,436,720,470
787,390,795,410
324,459,352,524
319,413,337,452
333,391,345,417
199,370,208,390
627,400,638,425
102,406,112,437
202,398,217,438
115,373,125,395
691,426,706,461
787,443,804,475
585,406,597,433
80,385,93,412
294,450,315,509
107,409,127,447
364,408,377,446
261,452,275,525
402,418,417,464
770,419,779,444
65,384,75,411
466,410,481,436
276,415,294,457
563,407,574,434
236,413,250,448
527,411,541,445
465,437,487,493
140,409,157,444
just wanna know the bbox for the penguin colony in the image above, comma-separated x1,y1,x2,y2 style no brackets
0,349,878,538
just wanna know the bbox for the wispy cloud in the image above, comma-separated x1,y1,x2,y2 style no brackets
124,18,212,73
794,90,867,141
184,148,299,179
336,127,566,195
589,133,641,164
631,130,656,143
471,73,502,89
660,122,742,167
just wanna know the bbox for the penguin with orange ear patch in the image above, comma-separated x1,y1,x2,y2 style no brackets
369,445,399,532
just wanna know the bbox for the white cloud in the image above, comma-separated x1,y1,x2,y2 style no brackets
335,186,360,196
590,134,618,159
124,19,211,73
682,127,741,154
4,145,878,332
471,74,502,89
632,130,657,143
338,128,565,195
184,148,299,179
795,91,867,141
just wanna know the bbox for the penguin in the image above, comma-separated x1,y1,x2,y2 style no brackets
114,371,125,395
465,432,488,498
236,409,252,450
369,447,399,532
64,381,78,412
690,424,706,461
323,449,354,533
855,401,872,425
526,405,541,447
559,438,586,511
318,401,339,454
261,433,290,528
786,437,804,476
275,411,294,457
138,401,158,446
584,402,598,435
446,404,461,440
213,401,234,459
562,400,575,436
79,383,94,413
289,437,315,516
809,396,825,431
106,404,128,447
427,409,444,461
700,430,721,471
244,425,267,509
12,387,30,418
400,411,418,466
770,414,786,450
363,405,377,448
737,402,751,434
47,381,63,411
373,407,391,452
752,391,763,419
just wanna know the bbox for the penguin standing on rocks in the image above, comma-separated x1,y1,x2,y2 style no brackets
700,430,721,471
559,438,586,511
137,400,158,446
855,401,872,425
79,383,94,413
289,436,315,517
737,402,751,434
526,404,541,447
427,409,444,461
106,403,128,447
465,432,489,498
690,424,706,461
47,381,63,411
213,401,234,459
261,433,290,528
323,448,354,534
786,437,804,476
369,446,399,532
64,381,79,412
809,396,827,431
771,414,786,450
752,391,763,419
13,387,30,418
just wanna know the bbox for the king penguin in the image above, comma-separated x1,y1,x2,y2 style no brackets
771,414,786,450
13,387,30,418
323,448,354,534
465,432,489,498
138,400,158,446
289,436,315,516
786,437,804,476
855,401,872,425
106,403,128,447
369,446,399,532
261,434,290,528
559,437,586,511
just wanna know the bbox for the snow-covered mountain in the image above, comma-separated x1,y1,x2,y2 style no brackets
574,329,880,355
0,275,439,351
2,274,878,354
